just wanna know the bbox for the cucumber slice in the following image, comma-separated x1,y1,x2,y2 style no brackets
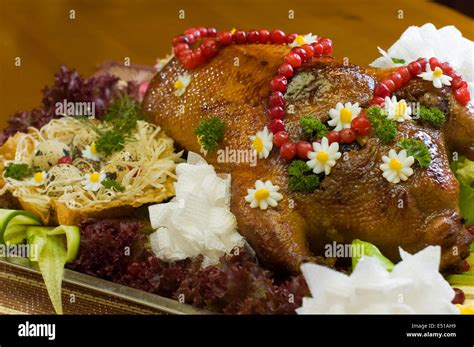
47,225,80,262
351,239,395,272
0,209,41,244
447,274,474,286
26,226,51,262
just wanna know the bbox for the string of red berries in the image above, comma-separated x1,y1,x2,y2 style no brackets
370,57,471,107
171,28,471,162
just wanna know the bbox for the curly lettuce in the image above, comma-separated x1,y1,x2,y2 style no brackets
451,157,474,226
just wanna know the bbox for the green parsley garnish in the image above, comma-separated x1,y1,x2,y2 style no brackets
391,57,405,64
300,115,328,139
102,178,125,192
94,94,144,156
194,117,225,151
367,106,397,144
3,163,33,180
398,138,432,168
95,132,126,156
416,105,445,127
288,160,320,192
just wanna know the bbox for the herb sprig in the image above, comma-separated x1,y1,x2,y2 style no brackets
194,117,225,151
366,106,397,144
288,160,320,192
93,94,144,156
299,115,328,139
398,139,432,168
416,105,445,127
3,163,33,180
102,178,125,192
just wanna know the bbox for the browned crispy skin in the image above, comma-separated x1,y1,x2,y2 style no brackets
143,44,473,273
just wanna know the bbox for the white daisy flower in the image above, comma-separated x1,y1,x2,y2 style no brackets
289,33,318,48
82,143,101,162
154,53,173,72
31,171,47,186
380,149,415,184
81,171,106,192
328,102,361,131
250,126,273,159
173,73,191,97
418,65,452,89
307,137,342,175
384,96,412,122
245,180,283,210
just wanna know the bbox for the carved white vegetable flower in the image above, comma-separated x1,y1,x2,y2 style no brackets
418,65,452,88
81,171,106,192
82,143,101,162
328,102,361,131
245,180,283,210
173,73,191,97
31,171,47,186
384,96,412,122
289,33,318,48
307,137,341,175
380,149,414,184
250,126,273,159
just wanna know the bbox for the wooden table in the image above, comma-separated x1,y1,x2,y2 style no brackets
0,0,473,127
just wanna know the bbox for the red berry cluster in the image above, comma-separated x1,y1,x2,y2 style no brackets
371,57,471,107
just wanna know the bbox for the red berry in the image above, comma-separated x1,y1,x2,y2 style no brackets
326,131,341,144
441,62,454,77
286,33,298,44
191,49,205,66
185,33,195,43
351,116,372,136
200,38,218,58
181,54,196,69
270,29,286,44
177,49,192,59
390,72,403,89
452,288,465,305
382,79,396,92
467,225,474,236
301,44,315,59
463,260,471,272
269,91,285,107
340,128,356,143
247,30,260,43
417,57,428,69
374,82,391,98
172,35,188,46
408,61,422,76
270,75,288,92
57,156,73,165
320,38,333,55
278,63,294,78
280,142,296,160
273,130,290,147
259,29,271,43
397,66,411,84
198,27,208,37
173,43,190,55
359,110,368,118
284,52,302,68
268,119,285,133
451,75,467,90
217,31,233,45
454,86,470,106
312,43,323,56
296,141,313,160
370,97,385,105
429,57,441,70
291,47,307,62
268,106,285,119
207,27,217,37
233,30,247,44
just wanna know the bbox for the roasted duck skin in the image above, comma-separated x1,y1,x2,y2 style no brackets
143,44,473,273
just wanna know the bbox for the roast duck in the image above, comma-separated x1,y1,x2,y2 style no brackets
143,43,474,274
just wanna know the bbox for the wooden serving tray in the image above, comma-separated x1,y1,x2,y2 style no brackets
0,258,207,315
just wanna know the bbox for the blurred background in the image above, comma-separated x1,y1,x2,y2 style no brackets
0,0,473,127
